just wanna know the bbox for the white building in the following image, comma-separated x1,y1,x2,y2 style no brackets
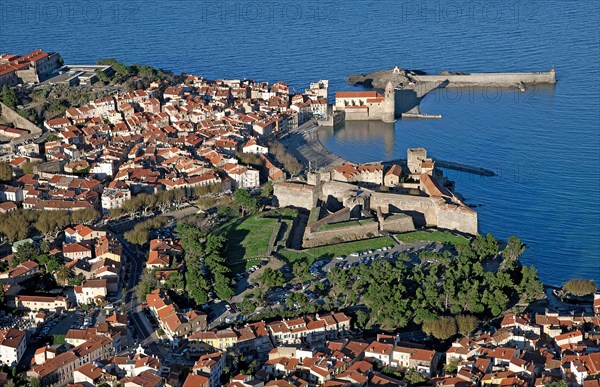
0,328,27,367
0,185,23,203
90,161,115,179
224,164,260,189
75,279,108,305
101,187,131,214
242,138,268,154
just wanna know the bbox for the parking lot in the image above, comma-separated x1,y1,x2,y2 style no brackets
319,240,444,274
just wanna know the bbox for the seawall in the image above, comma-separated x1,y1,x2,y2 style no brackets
412,70,556,87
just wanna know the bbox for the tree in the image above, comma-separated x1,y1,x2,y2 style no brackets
404,369,428,384
261,181,274,197
563,279,596,296
0,162,12,181
444,358,460,374
137,270,159,300
28,377,41,387
12,242,41,267
35,210,70,237
55,265,73,285
236,152,263,168
213,273,235,300
164,272,184,291
355,310,369,329
314,281,326,296
37,254,62,274
503,236,526,261
71,208,100,225
20,161,36,175
518,266,544,302
186,275,209,304
258,268,286,288
422,316,457,340
124,227,149,245
0,210,31,243
292,261,309,280
456,315,478,336
268,140,302,176
239,298,257,317
472,233,498,260
0,85,18,109
544,381,568,387
234,189,259,216
69,272,86,286
286,292,307,308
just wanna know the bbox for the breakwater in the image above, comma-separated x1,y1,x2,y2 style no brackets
347,67,557,117
383,159,496,177
412,69,556,87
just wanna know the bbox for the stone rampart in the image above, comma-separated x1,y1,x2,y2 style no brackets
274,180,478,236
309,207,351,233
303,220,380,248
382,214,415,233
0,102,43,138
273,182,317,210
323,182,477,235
369,191,477,235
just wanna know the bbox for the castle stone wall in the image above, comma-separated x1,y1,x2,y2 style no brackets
370,191,477,235
434,199,478,235
303,220,380,248
273,182,317,210
382,215,415,233
309,207,351,233
0,102,43,138
274,180,478,236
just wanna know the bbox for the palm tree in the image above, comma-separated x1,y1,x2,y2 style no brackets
55,265,73,285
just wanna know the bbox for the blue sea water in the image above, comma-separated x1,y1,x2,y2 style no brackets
1,0,598,285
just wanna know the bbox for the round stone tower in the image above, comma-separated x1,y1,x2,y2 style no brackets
382,81,396,123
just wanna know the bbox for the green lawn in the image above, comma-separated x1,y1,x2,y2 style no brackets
396,230,470,245
278,236,396,265
217,215,279,261
216,209,298,271
308,207,321,225
278,229,470,266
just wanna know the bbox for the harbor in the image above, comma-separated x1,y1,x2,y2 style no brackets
281,119,496,177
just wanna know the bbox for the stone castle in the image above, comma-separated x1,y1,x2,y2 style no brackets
334,81,395,123
274,148,477,247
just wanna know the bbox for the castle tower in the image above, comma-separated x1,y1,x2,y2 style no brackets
382,81,396,123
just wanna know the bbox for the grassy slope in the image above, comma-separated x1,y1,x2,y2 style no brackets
217,209,298,270
279,229,470,265
396,230,470,245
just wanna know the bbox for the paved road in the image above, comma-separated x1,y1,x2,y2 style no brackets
101,205,202,356
111,233,163,355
